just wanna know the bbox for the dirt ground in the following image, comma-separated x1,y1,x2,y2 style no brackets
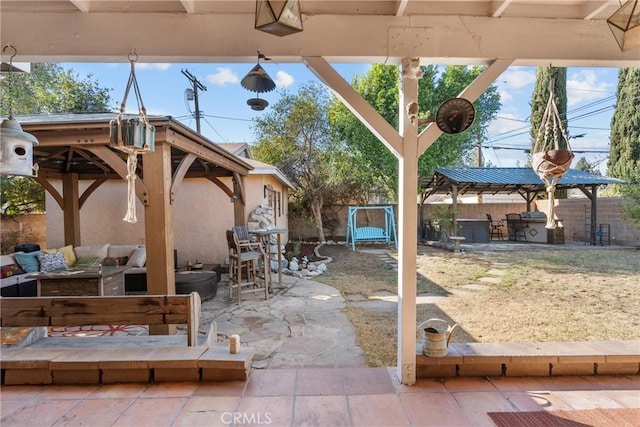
313,243,640,367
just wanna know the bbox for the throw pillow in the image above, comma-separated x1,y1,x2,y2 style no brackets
38,253,68,272
42,245,77,266
14,251,44,273
1,264,18,278
74,256,102,267
126,247,146,268
58,245,77,266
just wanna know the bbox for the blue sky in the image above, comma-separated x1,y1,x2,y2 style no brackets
64,61,618,174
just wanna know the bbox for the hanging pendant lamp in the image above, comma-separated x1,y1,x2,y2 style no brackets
255,0,303,37
0,44,39,177
607,0,640,52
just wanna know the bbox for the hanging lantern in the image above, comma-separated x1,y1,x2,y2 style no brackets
255,0,303,37
607,0,640,52
109,49,155,224
531,70,574,230
0,44,39,177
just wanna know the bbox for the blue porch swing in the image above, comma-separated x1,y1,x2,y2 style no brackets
346,206,398,251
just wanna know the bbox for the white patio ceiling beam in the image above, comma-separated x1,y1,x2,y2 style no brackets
396,0,410,16
1,12,637,66
583,0,617,20
180,0,197,14
492,0,513,17
68,0,90,13
303,56,403,158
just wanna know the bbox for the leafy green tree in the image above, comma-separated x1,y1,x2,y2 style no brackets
1,63,113,115
530,67,569,151
0,176,46,217
251,83,335,242
329,64,501,201
607,68,640,225
621,183,640,226
607,68,640,183
1,63,113,217
574,157,601,175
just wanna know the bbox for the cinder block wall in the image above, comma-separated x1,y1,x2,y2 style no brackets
289,198,639,247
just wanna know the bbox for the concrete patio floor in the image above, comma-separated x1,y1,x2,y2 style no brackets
1,368,638,426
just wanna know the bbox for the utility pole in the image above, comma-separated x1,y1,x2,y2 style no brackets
181,69,207,134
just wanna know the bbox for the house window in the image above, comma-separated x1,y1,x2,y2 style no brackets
264,184,277,225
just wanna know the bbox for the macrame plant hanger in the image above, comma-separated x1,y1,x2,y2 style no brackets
109,49,155,223
530,69,574,230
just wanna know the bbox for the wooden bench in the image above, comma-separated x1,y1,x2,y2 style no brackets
0,292,212,347
0,293,255,385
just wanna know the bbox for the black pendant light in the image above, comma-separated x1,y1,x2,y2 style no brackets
241,52,276,111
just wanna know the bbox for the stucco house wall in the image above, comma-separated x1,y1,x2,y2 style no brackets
45,172,290,267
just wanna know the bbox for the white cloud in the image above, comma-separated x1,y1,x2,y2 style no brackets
498,88,513,103
136,63,171,71
500,67,536,89
496,67,536,106
275,70,294,88
206,67,239,85
567,70,613,106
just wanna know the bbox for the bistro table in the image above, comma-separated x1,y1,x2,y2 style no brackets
250,228,287,289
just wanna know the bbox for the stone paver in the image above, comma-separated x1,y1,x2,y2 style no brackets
203,274,366,369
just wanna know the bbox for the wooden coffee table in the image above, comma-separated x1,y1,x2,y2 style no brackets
28,267,127,296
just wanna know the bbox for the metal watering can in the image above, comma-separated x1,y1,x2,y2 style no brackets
417,318,458,357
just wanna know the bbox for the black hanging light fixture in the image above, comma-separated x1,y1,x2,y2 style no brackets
607,0,640,51
0,44,39,177
255,0,303,37
241,52,276,111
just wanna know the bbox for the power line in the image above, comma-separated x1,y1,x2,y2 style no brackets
202,116,228,142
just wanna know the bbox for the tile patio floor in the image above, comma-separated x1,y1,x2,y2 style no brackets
1,368,638,426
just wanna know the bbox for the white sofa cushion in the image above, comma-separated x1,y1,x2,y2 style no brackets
108,244,142,258
74,244,109,260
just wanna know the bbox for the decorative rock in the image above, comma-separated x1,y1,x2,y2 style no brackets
289,260,299,271
307,264,317,271
317,263,327,271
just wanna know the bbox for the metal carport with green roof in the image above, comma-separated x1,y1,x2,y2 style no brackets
419,167,625,245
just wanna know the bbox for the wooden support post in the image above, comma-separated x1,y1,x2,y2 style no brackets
143,142,176,336
62,173,81,246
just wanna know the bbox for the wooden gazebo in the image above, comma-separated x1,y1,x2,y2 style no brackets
19,113,253,304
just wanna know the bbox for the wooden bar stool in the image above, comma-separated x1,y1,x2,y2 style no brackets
225,230,269,304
